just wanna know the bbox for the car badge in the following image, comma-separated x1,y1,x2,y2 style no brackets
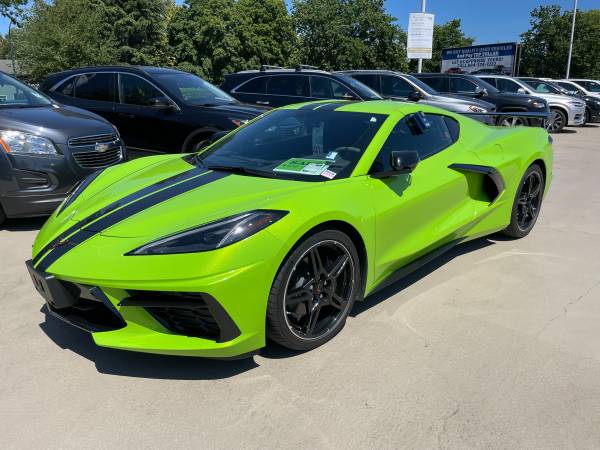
95,142,109,153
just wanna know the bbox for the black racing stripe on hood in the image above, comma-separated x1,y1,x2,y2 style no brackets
36,170,230,271
33,165,207,267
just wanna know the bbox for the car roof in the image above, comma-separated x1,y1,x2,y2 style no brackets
279,99,445,116
335,70,403,75
232,68,332,75
46,65,188,78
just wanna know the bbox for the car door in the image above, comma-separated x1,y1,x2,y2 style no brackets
368,113,476,283
265,75,310,107
115,73,176,154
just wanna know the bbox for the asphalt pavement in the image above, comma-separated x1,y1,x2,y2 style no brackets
2,125,600,449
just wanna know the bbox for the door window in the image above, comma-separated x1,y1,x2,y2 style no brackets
310,76,354,99
120,74,166,106
74,73,115,102
420,76,448,92
449,77,479,94
496,78,523,93
267,75,309,97
56,77,76,97
380,75,414,97
372,114,458,173
352,74,378,91
237,76,267,94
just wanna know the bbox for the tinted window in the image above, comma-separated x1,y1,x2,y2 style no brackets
198,110,385,181
380,75,414,97
120,74,165,106
56,78,75,97
373,113,457,172
584,81,600,92
352,74,378,91
0,73,51,107
557,81,583,95
482,77,497,88
449,77,479,94
153,72,234,105
267,75,309,96
521,80,561,94
420,76,448,92
496,78,522,93
74,73,114,102
310,76,354,99
237,77,267,94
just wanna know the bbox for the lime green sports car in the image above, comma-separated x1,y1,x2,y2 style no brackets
27,100,552,358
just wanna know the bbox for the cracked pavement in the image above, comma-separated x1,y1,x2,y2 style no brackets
2,126,600,449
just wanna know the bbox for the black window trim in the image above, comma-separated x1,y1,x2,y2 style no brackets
50,71,180,110
231,75,268,95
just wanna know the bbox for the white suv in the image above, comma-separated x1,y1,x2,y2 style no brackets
477,75,586,132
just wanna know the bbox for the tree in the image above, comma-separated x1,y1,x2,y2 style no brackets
13,0,118,81
410,19,473,72
0,0,26,22
292,0,407,71
168,0,295,83
520,6,600,78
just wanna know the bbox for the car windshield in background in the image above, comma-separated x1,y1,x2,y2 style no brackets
523,80,562,94
404,74,437,95
197,109,386,181
154,72,237,106
339,76,383,100
585,81,600,93
0,73,52,107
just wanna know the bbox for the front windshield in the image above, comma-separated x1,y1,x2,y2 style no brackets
0,73,52,107
585,81,600,93
197,109,386,181
339,76,383,100
405,74,437,95
153,72,237,106
522,79,562,94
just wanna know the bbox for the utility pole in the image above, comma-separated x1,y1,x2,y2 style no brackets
417,0,426,73
566,0,577,79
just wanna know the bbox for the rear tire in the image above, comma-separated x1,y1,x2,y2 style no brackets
502,164,545,238
266,230,361,351
546,108,566,133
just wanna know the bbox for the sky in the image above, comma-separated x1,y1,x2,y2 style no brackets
0,0,596,44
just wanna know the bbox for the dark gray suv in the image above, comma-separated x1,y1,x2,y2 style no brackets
0,72,125,224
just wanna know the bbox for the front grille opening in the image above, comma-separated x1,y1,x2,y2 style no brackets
124,291,221,340
72,147,122,169
68,133,118,146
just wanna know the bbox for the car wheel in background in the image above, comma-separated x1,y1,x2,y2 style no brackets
496,116,529,127
584,108,591,125
502,164,545,238
0,205,5,226
545,108,566,133
267,229,361,351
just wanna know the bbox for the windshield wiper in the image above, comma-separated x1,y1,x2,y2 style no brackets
200,162,279,179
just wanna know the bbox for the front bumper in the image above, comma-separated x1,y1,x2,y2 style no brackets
566,105,586,126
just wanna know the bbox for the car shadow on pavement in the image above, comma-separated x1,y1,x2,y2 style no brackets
38,306,259,380
1,217,46,232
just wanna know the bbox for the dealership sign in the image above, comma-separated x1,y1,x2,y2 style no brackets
441,42,518,75
407,13,434,59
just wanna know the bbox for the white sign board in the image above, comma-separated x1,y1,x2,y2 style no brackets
407,13,434,59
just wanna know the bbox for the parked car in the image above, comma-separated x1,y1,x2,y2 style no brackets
220,66,383,108
0,71,125,225
521,77,600,124
39,66,266,156
337,70,495,120
413,73,549,128
476,75,585,132
567,79,600,95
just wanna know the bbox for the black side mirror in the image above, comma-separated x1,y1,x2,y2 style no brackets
407,91,423,102
151,97,176,109
474,86,486,98
371,151,420,178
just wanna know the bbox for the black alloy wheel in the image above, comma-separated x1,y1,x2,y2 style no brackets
502,164,545,238
267,230,361,351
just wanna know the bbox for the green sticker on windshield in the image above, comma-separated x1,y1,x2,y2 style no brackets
273,158,329,175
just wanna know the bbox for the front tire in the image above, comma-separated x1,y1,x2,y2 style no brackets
502,164,545,238
545,108,567,133
267,230,361,351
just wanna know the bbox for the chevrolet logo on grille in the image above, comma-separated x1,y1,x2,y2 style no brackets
95,142,110,153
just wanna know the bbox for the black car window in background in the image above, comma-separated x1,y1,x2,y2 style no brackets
449,77,479,94
522,80,561,94
481,77,498,88
373,113,457,172
351,74,378,91
74,73,114,102
56,77,76,97
120,74,165,106
380,75,414,97
496,78,522,93
153,72,235,105
557,81,583,95
267,75,309,97
420,76,448,92
236,76,268,94
583,81,600,92
198,109,386,181
310,76,353,99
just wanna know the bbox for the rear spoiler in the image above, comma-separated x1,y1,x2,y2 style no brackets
460,111,549,128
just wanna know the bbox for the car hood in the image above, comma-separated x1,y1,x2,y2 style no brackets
36,155,320,246
0,104,113,144
535,93,583,104
428,94,494,109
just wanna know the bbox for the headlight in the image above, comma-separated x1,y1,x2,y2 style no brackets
0,130,57,155
468,105,486,113
56,169,104,215
229,117,249,127
532,101,546,109
128,210,288,255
